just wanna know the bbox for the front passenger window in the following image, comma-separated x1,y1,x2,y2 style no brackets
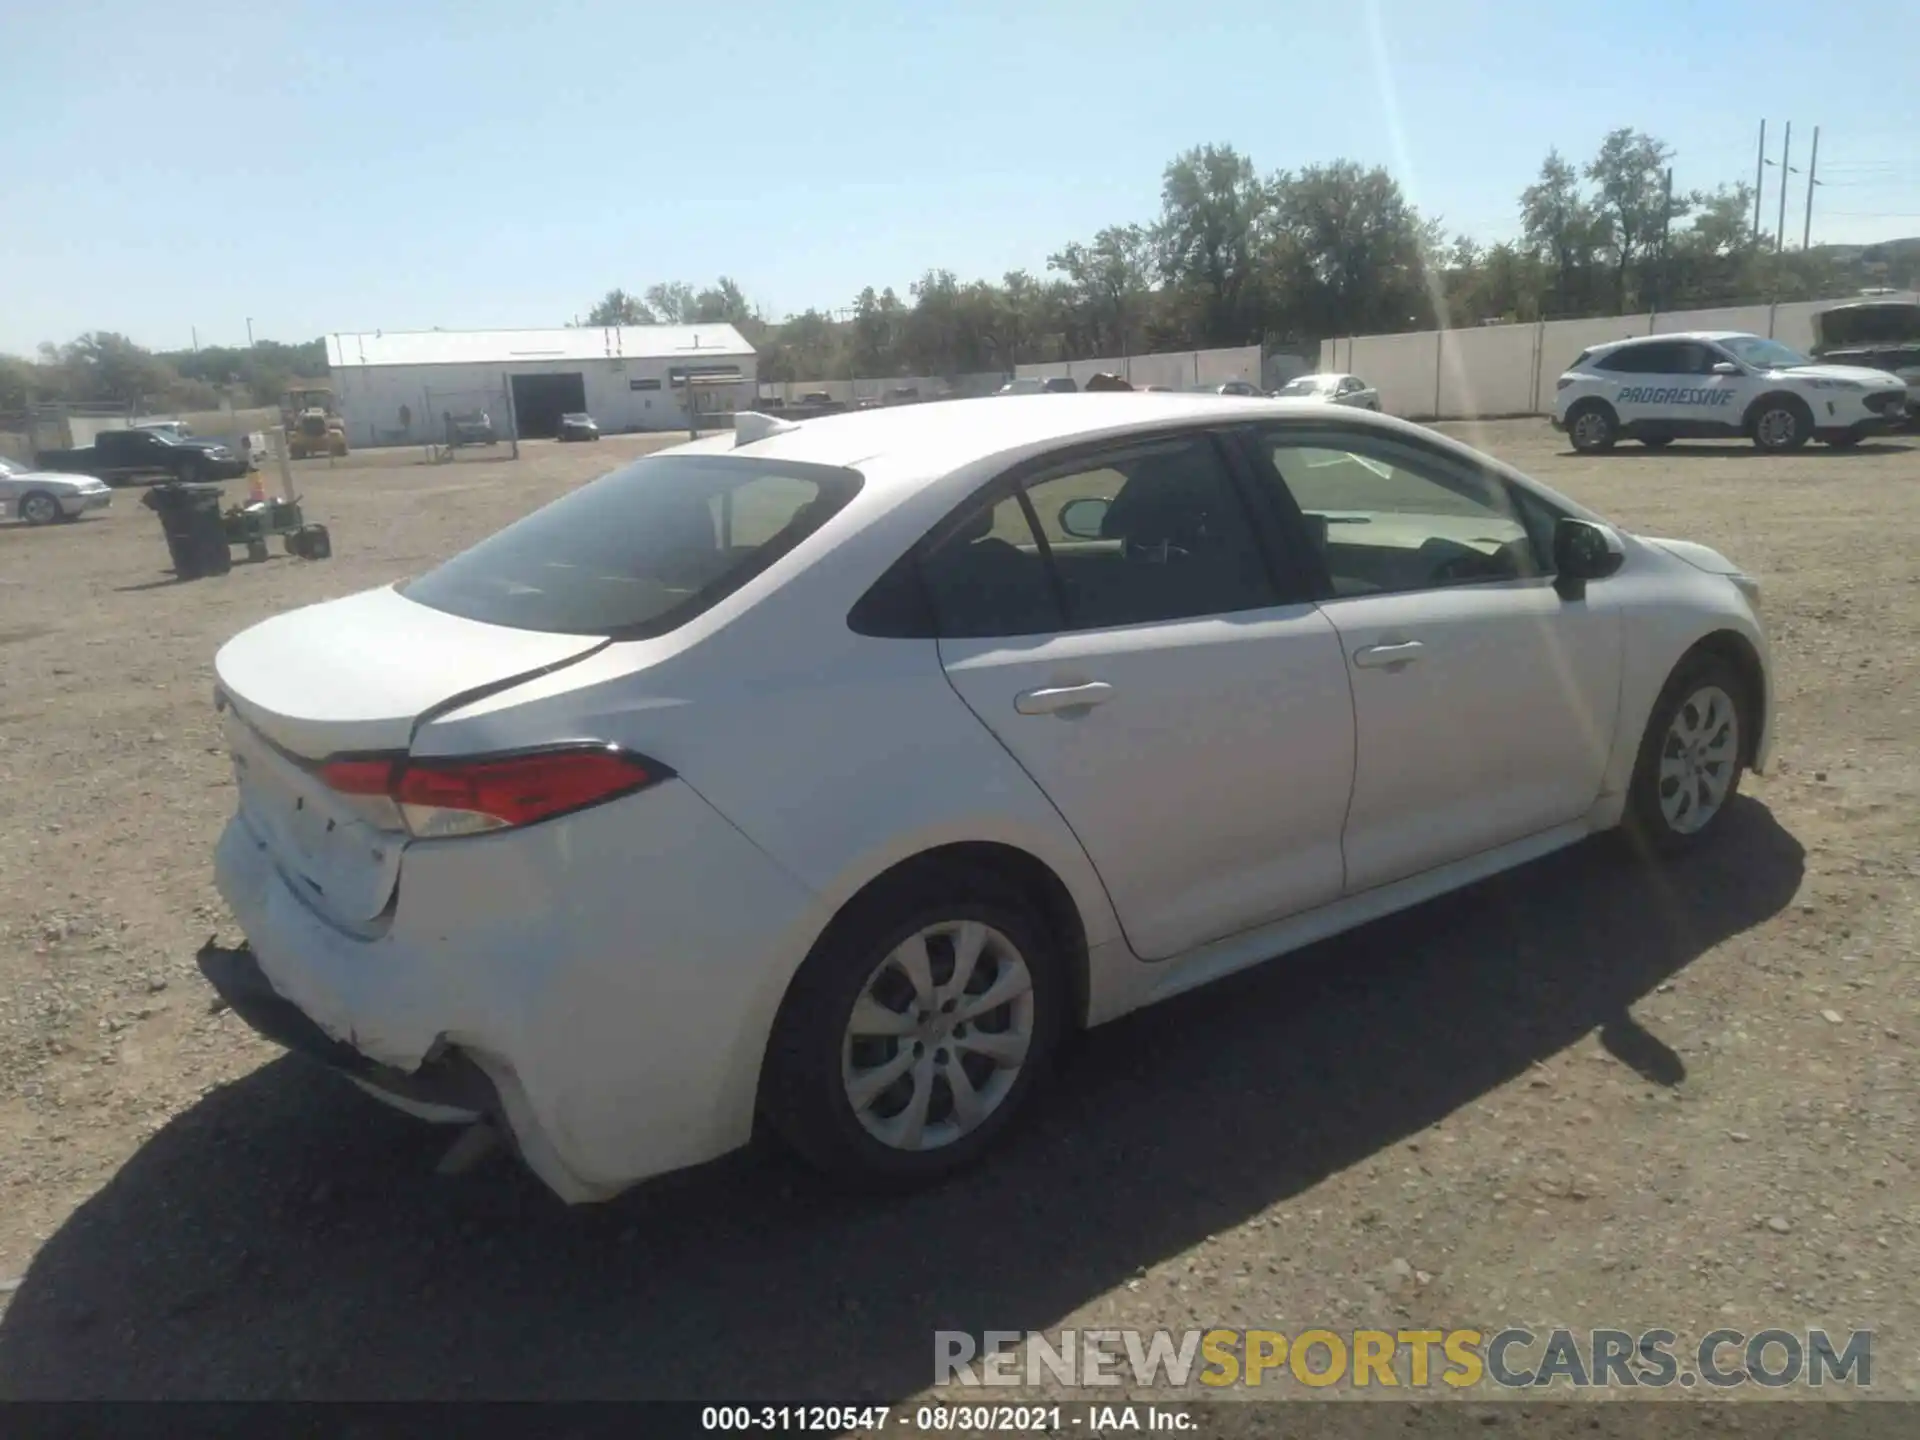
1260,436,1544,598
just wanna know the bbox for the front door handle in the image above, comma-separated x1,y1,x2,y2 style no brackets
1352,640,1425,670
1015,682,1114,715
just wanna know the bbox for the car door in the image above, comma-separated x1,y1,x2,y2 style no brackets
1242,423,1624,894
925,431,1357,961
1643,340,1747,433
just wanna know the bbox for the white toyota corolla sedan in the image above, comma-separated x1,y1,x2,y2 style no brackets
205,395,1771,1203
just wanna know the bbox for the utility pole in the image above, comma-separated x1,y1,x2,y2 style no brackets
1659,167,1674,313
1774,122,1792,253
246,317,255,347
1801,125,1821,250
1751,120,1766,242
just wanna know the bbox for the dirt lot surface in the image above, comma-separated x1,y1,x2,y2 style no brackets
0,420,1915,1415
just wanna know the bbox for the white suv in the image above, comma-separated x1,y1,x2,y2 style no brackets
1553,331,1908,454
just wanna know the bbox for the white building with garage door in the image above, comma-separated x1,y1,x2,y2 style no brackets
325,324,758,446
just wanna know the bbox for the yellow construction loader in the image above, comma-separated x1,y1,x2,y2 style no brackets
281,384,349,459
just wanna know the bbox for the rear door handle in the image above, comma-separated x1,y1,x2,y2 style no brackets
1015,682,1114,715
1352,640,1425,670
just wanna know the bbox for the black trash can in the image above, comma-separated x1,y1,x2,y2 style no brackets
141,483,230,580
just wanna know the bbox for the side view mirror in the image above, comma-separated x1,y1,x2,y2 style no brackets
1710,361,1742,376
1553,517,1625,598
1057,496,1111,540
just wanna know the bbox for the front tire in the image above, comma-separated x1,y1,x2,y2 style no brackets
1624,654,1750,854
1567,402,1618,453
1822,432,1862,449
760,869,1067,1189
1640,434,1674,449
1751,397,1812,453
18,490,62,527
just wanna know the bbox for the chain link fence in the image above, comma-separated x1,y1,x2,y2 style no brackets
420,381,520,463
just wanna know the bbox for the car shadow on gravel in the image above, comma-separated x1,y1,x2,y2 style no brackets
0,800,1803,1400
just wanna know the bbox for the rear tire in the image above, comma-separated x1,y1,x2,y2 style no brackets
1822,433,1862,449
1640,435,1674,449
1567,402,1618,453
760,867,1067,1190
1623,653,1750,856
1750,396,1812,453
18,490,62,526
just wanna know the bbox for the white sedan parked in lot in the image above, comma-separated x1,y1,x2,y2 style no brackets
0,457,112,526
1275,372,1381,409
205,394,1771,1203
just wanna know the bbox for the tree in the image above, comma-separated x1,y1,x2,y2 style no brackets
1048,224,1155,357
644,281,697,323
585,289,656,326
0,355,37,412
847,287,907,377
1270,161,1434,336
977,270,1041,369
58,332,175,406
1154,144,1270,344
1521,149,1601,316
691,277,754,327
1585,128,1687,312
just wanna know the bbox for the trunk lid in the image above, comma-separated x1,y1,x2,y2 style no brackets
215,586,606,924
215,585,605,758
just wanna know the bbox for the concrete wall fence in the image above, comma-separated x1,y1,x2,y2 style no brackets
759,346,1268,405
1016,345,1264,390
1319,294,1916,421
757,373,1005,404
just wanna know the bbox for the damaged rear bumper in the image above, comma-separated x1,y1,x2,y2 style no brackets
198,943,498,1125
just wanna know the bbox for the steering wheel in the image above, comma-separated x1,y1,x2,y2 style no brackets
1123,536,1192,564
1427,548,1501,585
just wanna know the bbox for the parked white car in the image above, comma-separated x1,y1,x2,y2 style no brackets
1553,331,1908,453
1274,372,1381,409
205,395,1772,1203
0,457,112,526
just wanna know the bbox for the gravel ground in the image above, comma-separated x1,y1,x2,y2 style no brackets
0,420,1914,1413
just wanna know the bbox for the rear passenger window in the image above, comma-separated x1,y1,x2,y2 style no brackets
1596,342,1688,374
919,491,1064,638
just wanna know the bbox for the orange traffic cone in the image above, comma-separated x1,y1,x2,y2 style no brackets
247,472,267,505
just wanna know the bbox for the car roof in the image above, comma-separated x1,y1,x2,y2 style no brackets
687,393,1454,489
1587,330,1755,353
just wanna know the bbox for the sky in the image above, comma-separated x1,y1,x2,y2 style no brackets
5,0,1918,356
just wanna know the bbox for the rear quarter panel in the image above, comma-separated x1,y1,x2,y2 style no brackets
418,484,1126,1061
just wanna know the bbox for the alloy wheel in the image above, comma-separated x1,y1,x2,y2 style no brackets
1657,684,1740,834
841,920,1035,1151
1756,408,1799,449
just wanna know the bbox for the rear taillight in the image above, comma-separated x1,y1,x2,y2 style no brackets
320,746,665,839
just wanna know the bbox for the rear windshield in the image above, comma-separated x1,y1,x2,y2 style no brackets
401,453,863,637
